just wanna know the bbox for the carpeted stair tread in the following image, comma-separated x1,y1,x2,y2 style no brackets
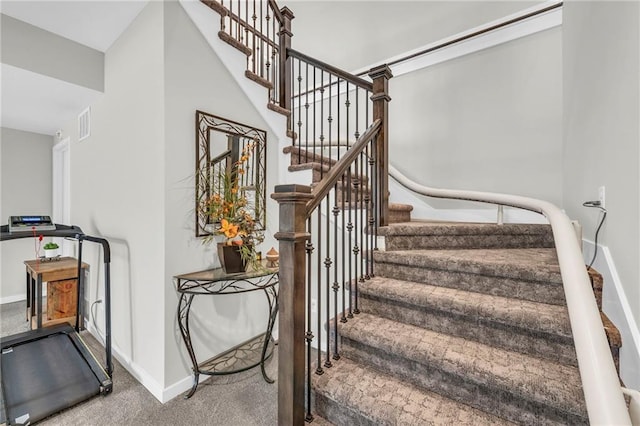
359,277,577,366
379,222,554,250
379,222,552,237
339,313,587,422
313,357,514,425
360,277,570,337
375,248,561,283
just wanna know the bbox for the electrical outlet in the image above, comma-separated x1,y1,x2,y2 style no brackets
598,186,606,209
311,299,317,313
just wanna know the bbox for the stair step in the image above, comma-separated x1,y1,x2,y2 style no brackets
388,203,413,223
217,30,252,56
379,222,554,250
359,277,577,366
374,248,564,305
339,313,588,424
313,357,513,425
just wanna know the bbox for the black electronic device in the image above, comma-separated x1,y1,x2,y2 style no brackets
8,216,56,233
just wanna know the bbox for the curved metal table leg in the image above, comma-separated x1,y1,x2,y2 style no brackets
177,293,199,398
260,284,278,384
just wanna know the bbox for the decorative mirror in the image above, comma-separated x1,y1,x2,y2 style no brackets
195,110,267,237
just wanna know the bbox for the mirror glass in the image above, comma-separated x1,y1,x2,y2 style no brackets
195,110,267,237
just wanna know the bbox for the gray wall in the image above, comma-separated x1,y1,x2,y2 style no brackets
0,127,53,301
1,14,104,91
162,0,281,387
59,2,166,391
54,1,284,397
563,1,639,388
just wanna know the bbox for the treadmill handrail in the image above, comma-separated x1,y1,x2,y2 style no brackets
0,223,113,378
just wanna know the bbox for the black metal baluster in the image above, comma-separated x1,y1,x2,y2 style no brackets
352,156,360,315
346,168,353,319
296,58,302,154
304,62,309,164
332,184,341,359
305,217,315,421
251,1,257,75
324,191,332,368
265,7,271,88
337,79,341,162
313,67,317,177
319,70,325,176
259,1,263,79
340,170,347,324
359,150,366,285
369,143,380,278
315,207,323,375
364,143,371,280
328,73,332,169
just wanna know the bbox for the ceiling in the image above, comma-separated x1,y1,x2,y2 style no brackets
0,1,149,136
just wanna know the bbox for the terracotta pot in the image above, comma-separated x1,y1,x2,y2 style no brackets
217,243,248,273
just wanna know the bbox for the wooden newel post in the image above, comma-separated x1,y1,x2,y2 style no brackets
271,184,312,426
368,65,393,227
279,7,295,125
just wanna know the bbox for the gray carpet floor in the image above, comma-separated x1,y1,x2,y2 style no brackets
1,301,278,425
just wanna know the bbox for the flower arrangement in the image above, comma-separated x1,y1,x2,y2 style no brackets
201,141,264,268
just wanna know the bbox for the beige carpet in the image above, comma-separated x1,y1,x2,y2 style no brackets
1,301,278,425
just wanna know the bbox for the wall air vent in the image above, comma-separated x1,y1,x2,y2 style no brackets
78,107,91,141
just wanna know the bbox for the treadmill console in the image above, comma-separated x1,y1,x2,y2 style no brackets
8,215,56,233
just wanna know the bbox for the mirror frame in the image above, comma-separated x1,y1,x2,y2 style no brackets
195,110,267,237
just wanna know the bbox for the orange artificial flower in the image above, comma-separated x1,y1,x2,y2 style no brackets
219,219,239,239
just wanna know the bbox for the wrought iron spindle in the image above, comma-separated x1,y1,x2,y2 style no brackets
352,156,360,315
305,217,314,422
315,207,323,375
304,62,310,163
364,143,371,280
324,191,332,368
340,170,347,323
359,150,366,286
328,73,333,165
367,143,375,278
319,69,325,179
346,168,353,319
332,184,341,359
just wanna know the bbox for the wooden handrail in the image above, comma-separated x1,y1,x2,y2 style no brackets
288,48,373,92
268,0,284,24
305,119,381,216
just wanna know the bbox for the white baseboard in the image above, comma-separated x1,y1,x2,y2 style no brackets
583,239,640,391
84,321,167,403
0,294,26,305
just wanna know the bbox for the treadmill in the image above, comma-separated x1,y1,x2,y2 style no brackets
1,220,113,425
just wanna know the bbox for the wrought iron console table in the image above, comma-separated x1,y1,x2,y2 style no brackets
174,263,278,398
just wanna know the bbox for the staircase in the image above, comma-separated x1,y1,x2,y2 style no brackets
193,1,631,423
313,222,590,424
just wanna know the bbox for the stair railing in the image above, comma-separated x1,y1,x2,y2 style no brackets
273,118,384,424
203,0,291,111
388,164,632,425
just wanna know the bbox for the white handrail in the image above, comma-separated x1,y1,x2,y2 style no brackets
389,165,631,425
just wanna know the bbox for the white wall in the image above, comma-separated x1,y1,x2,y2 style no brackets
281,1,541,71
563,0,640,389
59,2,167,395
0,127,53,303
283,1,563,209
391,26,562,208
1,14,104,91
162,0,281,391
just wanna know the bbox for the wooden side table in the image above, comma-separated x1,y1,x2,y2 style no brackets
24,257,89,329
